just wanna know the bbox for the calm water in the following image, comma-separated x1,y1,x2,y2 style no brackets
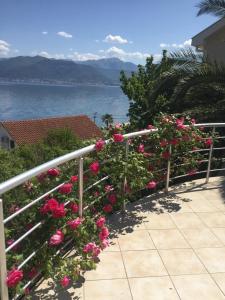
0,84,129,125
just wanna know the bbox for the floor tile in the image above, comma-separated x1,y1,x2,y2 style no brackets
149,229,189,249
122,250,167,277
181,228,223,248
129,276,180,300
104,238,120,252
85,252,126,280
197,213,225,228
211,228,225,245
118,230,155,251
171,213,205,229
187,198,218,212
211,273,225,295
171,274,225,300
84,279,132,300
144,213,176,229
159,249,206,275
196,248,225,273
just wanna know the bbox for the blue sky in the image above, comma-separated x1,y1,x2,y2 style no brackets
0,0,217,64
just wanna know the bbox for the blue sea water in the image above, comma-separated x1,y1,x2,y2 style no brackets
0,84,129,125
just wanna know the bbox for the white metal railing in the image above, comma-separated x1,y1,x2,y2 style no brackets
0,123,225,299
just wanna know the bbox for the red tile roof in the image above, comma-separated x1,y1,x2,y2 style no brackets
1,115,102,145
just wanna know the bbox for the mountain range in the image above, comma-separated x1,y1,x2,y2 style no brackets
0,56,137,86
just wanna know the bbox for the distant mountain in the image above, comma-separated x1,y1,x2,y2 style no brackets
78,57,137,72
0,56,137,86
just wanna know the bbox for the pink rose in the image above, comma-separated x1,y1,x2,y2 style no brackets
138,143,145,153
92,246,101,257
28,267,38,279
47,198,59,211
96,216,106,228
108,193,117,205
188,169,197,176
160,140,168,147
205,138,213,147
113,134,124,143
68,202,79,213
40,203,49,215
103,204,113,213
49,230,64,246
94,191,100,197
67,217,82,230
83,242,96,253
90,161,100,174
52,203,66,219
6,268,23,288
147,124,154,129
47,168,60,177
191,118,196,124
70,175,78,183
105,185,113,192
170,138,179,145
176,117,185,129
115,123,122,130
147,181,157,189
101,239,109,250
99,227,109,241
162,151,171,160
6,239,19,252
95,139,105,151
59,183,73,195
60,276,70,288
36,172,47,182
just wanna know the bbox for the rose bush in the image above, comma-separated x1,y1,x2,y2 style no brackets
3,114,216,298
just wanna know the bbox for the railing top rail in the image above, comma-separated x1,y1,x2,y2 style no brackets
0,123,224,195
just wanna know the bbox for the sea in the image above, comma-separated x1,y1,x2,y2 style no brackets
0,83,129,126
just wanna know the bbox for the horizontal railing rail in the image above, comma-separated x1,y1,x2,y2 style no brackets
0,123,225,300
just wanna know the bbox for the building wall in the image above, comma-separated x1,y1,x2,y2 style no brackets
204,26,225,64
0,124,14,150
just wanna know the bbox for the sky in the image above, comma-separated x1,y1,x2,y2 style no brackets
0,0,217,64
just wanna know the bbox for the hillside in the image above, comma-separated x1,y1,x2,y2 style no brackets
0,56,137,86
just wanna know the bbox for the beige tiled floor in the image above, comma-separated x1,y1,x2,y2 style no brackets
34,177,225,299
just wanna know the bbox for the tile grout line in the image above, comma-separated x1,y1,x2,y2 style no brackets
117,239,134,300
146,222,182,300
174,211,225,297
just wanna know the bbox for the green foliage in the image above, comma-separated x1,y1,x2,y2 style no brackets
197,0,225,17
120,49,225,129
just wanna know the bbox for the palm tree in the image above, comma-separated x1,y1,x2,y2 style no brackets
197,0,225,17
101,114,113,128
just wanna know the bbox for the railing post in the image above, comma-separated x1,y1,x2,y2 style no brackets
123,139,129,212
165,145,172,193
0,199,9,300
78,157,84,218
206,126,215,184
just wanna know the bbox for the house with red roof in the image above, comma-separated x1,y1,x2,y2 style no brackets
0,115,102,150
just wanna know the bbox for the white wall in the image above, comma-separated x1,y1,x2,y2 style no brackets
0,124,12,149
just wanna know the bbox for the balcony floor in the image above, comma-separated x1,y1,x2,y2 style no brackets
33,176,225,300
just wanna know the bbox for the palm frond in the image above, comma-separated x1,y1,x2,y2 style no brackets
197,0,225,17
172,63,225,109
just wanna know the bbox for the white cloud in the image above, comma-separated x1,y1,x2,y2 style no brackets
160,39,193,49
42,31,48,35
103,34,129,44
102,46,150,61
153,54,163,63
38,51,65,59
0,40,10,56
68,52,101,61
57,31,72,38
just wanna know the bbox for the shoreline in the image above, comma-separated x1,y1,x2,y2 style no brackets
0,81,120,88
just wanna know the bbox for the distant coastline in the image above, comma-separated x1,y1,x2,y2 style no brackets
0,80,120,88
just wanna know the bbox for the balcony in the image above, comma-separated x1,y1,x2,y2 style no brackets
0,119,225,300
